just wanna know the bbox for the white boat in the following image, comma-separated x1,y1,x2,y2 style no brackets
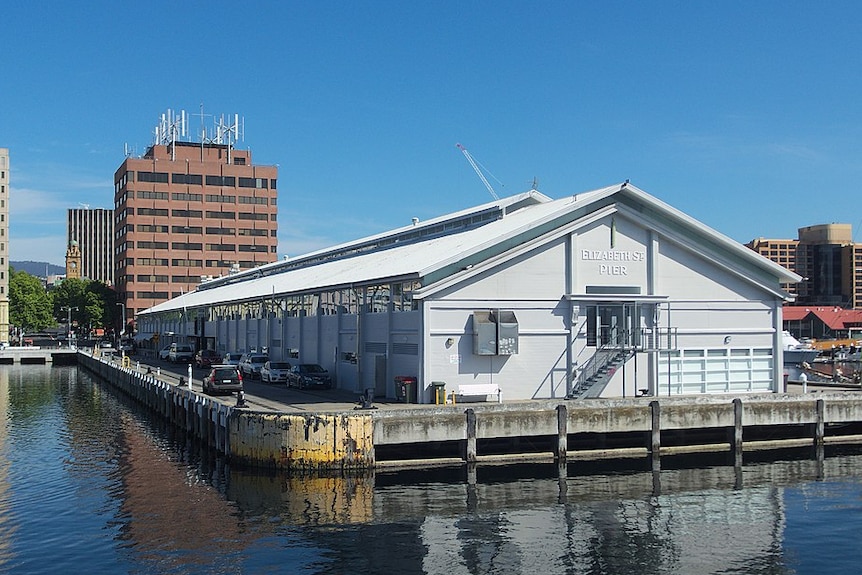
782,331,820,365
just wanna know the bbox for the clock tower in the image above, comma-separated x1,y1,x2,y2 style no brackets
66,240,81,279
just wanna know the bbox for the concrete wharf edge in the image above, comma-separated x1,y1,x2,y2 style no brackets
77,353,862,472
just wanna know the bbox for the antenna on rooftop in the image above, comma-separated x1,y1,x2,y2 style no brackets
153,109,188,160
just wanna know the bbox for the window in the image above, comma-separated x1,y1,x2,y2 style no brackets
136,208,168,216
205,175,236,187
137,258,169,265
234,157,246,165
239,212,268,221
239,196,267,205
137,224,168,233
171,242,202,250
205,227,235,235
238,177,267,189
205,194,235,203
137,171,169,183
172,173,203,185
206,210,235,219
136,274,168,282
239,244,268,252
172,259,203,267
172,209,202,218
172,192,202,201
238,228,267,236
206,243,236,252
137,241,168,249
137,291,169,299
172,225,202,234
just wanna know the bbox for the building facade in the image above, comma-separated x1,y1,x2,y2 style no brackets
137,183,798,402
114,139,278,327
0,148,8,345
67,208,113,284
747,223,862,309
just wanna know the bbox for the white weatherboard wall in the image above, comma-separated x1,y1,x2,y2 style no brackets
424,210,780,400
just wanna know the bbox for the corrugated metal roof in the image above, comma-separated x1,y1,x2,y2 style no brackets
140,182,799,315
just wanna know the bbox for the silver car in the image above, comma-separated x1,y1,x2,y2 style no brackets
260,361,291,383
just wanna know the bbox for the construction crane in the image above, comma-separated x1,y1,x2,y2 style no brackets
457,143,500,200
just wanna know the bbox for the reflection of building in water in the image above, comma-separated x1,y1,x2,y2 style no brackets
115,411,251,569
354,464,798,574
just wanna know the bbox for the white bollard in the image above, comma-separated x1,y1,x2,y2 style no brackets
188,363,193,388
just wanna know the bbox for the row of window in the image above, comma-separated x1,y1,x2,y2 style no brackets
132,191,276,203
205,281,423,321
134,275,210,283
120,208,276,220
124,242,275,252
131,171,276,189
120,258,271,268
121,224,275,236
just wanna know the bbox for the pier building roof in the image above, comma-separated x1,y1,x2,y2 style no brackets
139,182,801,316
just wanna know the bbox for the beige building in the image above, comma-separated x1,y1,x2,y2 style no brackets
747,223,862,308
0,148,8,345
114,137,278,328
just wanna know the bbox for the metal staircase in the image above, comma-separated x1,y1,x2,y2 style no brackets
568,345,636,399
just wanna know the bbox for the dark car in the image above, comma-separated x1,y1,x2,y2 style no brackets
202,365,243,396
195,348,221,369
287,364,332,389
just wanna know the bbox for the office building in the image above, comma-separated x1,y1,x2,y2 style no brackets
0,148,8,345
114,112,278,328
67,208,114,284
747,223,862,308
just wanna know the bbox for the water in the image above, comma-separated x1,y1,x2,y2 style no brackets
1,365,861,575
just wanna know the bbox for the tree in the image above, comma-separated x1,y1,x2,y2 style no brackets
9,269,54,332
51,278,118,337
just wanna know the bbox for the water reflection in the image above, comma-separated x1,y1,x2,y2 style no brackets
1,365,861,574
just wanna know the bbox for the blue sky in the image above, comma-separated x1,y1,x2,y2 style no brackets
2,1,862,266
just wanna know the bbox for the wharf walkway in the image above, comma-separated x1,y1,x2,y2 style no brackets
77,351,862,473
0,346,78,365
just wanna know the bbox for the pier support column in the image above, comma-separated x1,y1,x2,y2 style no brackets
556,404,568,461
465,409,477,463
732,398,743,454
649,400,661,456
815,398,825,446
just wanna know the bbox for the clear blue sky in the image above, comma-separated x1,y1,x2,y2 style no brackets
2,1,861,266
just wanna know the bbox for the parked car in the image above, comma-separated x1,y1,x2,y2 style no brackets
158,345,172,360
287,364,332,389
119,339,135,353
194,348,221,369
238,353,268,379
168,343,195,363
223,352,243,366
202,365,243,396
260,361,291,383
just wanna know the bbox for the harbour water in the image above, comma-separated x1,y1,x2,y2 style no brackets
1,365,861,575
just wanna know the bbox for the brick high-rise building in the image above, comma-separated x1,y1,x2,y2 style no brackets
114,117,278,328
747,223,862,308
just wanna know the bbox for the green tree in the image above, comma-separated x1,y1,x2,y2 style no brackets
52,278,118,337
9,269,54,332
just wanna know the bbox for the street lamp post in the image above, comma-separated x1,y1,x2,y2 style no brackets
116,301,126,339
61,306,78,348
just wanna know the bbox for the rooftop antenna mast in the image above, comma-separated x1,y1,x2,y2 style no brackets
215,114,244,164
456,143,501,201
153,109,187,160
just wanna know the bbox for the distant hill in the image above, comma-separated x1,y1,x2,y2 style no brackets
11,261,65,278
